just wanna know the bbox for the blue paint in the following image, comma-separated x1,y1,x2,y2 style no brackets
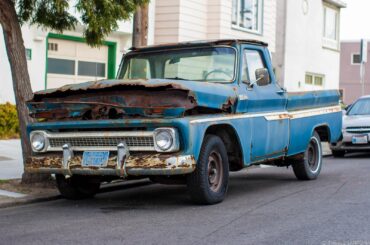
27,40,342,170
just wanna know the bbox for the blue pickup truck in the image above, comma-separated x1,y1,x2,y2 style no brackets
26,39,342,204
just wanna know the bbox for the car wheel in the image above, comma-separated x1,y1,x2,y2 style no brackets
187,135,229,205
332,149,345,158
292,132,323,180
56,174,101,200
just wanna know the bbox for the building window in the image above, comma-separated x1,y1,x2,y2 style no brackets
352,54,361,64
305,73,325,87
314,76,323,86
47,58,75,75
323,4,339,50
232,0,263,34
305,74,313,85
25,49,32,60
78,61,106,77
48,43,58,51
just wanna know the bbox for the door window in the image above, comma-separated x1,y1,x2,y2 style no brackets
243,49,268,84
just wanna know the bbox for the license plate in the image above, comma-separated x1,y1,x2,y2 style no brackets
352,135,368,145
82,151,110,167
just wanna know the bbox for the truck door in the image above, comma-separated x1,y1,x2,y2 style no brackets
241,45,289,162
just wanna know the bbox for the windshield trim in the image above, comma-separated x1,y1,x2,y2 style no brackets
119,45,238,83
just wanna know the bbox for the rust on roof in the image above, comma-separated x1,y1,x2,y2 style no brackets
130,39,268,51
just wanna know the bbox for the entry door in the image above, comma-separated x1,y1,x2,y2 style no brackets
47,38,108,89
242,46,289,162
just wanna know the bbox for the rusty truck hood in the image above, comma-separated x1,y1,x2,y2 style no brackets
28,79,238,120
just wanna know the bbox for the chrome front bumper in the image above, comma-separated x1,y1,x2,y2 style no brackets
330,141,370,151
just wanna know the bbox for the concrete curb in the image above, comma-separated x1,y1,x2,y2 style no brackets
0,194,61,209
0,179,152,209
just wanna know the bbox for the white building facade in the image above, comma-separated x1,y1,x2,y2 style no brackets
0,1,161,104
1,0,346,104
0,21,136,103
153,0,276,52
0,0,276,104
273,0,346,92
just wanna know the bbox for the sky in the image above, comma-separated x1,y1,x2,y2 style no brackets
340,0,370,40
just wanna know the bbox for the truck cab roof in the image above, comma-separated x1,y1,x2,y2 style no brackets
129,39,268,52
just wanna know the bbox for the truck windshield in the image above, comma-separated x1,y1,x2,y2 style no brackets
347,99,370,116
118,47,236,83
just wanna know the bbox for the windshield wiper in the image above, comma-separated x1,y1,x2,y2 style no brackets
164,77,190,81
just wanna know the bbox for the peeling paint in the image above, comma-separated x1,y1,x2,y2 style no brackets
28,79,238,121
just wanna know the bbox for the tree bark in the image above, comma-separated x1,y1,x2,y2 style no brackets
0,0,50,183
132,4,149,47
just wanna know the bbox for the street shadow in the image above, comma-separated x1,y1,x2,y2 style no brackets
343,152,370,158
53,167,307,212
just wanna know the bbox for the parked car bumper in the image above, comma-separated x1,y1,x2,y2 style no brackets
330,132,370,151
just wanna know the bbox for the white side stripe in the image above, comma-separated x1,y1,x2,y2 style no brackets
190,105,341,124
288,106,341,120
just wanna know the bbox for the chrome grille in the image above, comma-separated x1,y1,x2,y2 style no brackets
346,126,370,134
45,131,155,151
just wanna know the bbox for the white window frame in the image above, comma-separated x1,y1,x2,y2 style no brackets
322,3,340,50
351,53,361,65
231,0,263,35
305,73,325,88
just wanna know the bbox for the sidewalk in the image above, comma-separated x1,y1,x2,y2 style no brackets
0,139,59,208
0,139,24,179
0,179,59,208
322,142,332,156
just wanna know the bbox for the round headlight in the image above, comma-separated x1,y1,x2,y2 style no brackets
31,133,46,151
155,130,173,151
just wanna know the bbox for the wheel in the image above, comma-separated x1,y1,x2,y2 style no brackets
292,132,323,180
187,135,229,204
332,149,345,158
56,174,101,200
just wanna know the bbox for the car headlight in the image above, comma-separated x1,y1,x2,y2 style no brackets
153,128,180,152
30,131,47,152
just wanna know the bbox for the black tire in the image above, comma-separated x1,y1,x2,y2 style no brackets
56,175,101,200
292,132,323,180
187,135,229,205
332,149,345,158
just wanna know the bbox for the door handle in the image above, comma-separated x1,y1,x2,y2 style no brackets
276,89,285,95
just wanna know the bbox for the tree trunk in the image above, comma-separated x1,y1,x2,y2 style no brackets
0,0,50,183
132,4,149,47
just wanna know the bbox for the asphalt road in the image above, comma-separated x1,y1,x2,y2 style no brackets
1,154,370,245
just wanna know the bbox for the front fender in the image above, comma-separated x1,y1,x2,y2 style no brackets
188,115,252,165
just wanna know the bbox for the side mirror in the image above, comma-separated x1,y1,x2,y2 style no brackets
255,68,270,86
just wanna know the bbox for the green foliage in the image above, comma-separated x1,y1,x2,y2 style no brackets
17,0,149,46
0,103,20,139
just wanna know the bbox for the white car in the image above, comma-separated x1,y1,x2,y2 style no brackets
330,95,370,157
